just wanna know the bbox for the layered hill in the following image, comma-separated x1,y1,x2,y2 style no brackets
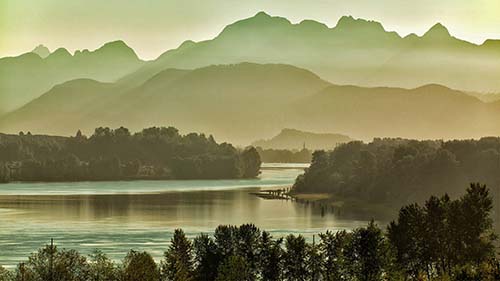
119,12,500,94
291,84,499,140
0,63,330,144
3,12,500,117
253,129,352,150
2,63,500,145
0,40,144,115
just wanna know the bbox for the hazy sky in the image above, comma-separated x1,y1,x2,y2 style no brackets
1,0,499,60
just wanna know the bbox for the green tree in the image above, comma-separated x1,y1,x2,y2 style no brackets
88,250,117,281
307,236,323,281
387,203,427,278
235,224,261,279
240,147,261,178
20,243,89,281
122,251,159,281
259,231,282,281
162,229,194,281
346,221,388,281
0,266,13,281
193,234,220,281
214,225,237,260
319,230,349,281
283,235,308,281
458,183,496,265
215,256,251,281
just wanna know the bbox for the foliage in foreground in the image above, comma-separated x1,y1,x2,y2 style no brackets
0,184,497,281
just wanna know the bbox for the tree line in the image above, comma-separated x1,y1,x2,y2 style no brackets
255,147,312,163
293,137,500,207
0,184,497,281
0,126,261,182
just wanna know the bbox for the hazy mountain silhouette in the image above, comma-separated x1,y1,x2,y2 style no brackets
0,40,144,115
31,44,51,58
292,84,498,140
467,91,500,103
0,63,330,144
3,63,500,144
119,12,500,94
252,128,352,150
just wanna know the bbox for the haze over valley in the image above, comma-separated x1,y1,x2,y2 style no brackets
1,5,500,280
2,12,500,145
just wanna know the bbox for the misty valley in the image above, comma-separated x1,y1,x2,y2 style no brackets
1,6,500,281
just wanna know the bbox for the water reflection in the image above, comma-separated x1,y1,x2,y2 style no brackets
0,165,368,266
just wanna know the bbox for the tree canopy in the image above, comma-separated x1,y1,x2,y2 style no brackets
0,126,261,182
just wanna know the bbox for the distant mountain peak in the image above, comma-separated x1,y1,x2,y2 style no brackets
98,40,137,56
72,40,140,60
423,23,451,38
254,11,272,18
335,15,384,31
31,44,50,58
221,11,291,33
415,83,452,92
178,40,196,49
298,19,329,31
47,48,71,60
100,40,130,49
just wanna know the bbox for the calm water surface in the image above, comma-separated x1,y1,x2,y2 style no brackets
0,163,368,267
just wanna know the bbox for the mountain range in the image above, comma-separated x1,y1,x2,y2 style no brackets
1,12,500,144
2,62,500,145
0,41,144,115
119,12,500,94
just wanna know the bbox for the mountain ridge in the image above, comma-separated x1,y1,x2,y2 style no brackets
0,40,144,115
114,11,500,96
2,62,500,144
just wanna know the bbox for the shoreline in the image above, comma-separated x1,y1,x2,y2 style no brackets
253,187,397,220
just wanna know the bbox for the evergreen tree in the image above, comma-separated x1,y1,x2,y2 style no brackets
307,235,323,281
215,256,251,281
162,229,194,281
319,230,349,281
193,234,220,281
88,250,117,281
346,220,387,281
122,250,159,281
283,235,308,281
259,231,283,281
214,226,237,260
234,224,261,279
458,183,496,265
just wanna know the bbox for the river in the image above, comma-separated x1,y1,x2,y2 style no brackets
0,163,368,267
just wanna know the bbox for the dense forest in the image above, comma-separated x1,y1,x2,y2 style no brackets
0,185,496,281
256,147,312,163
293,137,500,208
0,127,261,182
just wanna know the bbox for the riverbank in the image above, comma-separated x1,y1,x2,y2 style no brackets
253,187,397,220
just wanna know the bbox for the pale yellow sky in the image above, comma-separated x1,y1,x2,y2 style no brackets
1,0,500,60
